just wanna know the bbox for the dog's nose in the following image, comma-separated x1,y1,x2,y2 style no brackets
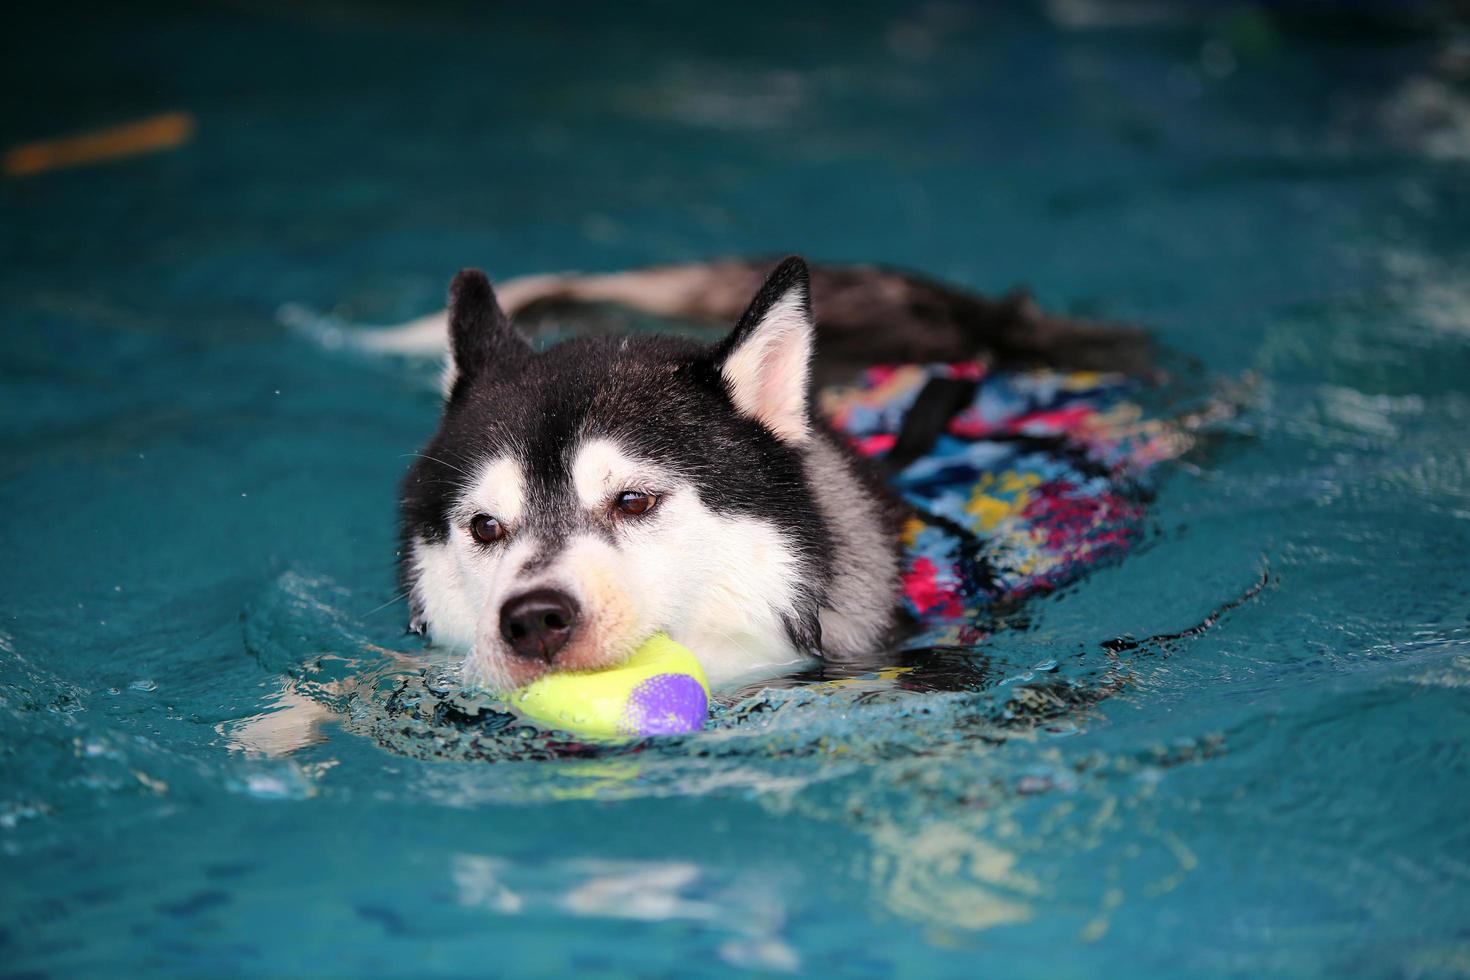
499,588,580,662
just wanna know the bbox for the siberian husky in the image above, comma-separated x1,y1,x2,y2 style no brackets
392,257,1151,691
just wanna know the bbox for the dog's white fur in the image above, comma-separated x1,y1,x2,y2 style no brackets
411,436,818,691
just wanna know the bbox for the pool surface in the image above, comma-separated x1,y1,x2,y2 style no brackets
4,2,1470,976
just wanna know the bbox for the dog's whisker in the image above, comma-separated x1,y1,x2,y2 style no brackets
401,451,473,478
363,590,411,617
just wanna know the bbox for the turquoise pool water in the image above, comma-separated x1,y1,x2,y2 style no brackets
4,3,1470,976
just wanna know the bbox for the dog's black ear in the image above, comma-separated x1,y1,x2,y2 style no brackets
447,269,529,381
712,256,814,443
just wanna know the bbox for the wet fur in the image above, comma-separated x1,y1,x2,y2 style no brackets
399,258,905,690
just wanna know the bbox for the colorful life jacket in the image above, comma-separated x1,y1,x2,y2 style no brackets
822,364,1192,649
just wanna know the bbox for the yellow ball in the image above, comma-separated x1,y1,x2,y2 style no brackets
505,633,710,739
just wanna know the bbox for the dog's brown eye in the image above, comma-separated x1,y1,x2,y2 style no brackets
614,491,657,517
469,513,505,544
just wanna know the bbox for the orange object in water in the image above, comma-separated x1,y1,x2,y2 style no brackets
3,111,195,177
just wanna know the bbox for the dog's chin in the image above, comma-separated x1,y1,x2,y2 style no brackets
468,633,646,693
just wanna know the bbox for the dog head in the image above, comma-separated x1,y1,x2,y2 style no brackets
399,257,832,690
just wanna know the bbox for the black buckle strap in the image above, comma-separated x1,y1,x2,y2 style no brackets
877,375,981,478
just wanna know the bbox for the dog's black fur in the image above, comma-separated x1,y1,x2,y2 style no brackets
399,259,901,654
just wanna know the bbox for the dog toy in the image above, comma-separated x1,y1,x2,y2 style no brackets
506,633,709,739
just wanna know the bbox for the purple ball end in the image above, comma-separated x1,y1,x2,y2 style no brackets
621,672,708,736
